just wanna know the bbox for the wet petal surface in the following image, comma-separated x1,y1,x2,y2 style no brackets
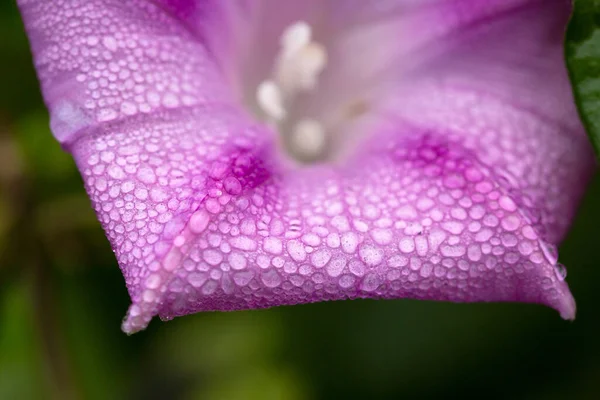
18,0,595,333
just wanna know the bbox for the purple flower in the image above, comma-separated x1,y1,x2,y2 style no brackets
18,0,595,333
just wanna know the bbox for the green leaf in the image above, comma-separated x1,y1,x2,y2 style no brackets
0,278,47,399
566,0,600,156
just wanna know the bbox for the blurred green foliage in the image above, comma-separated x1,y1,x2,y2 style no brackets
566,0,600,156
1,1,599,399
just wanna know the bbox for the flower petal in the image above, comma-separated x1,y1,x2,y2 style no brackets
18,0,233,145
18,0,595,333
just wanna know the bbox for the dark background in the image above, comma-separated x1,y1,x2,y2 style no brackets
1,2,599,399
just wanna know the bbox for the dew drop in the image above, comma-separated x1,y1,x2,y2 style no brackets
233,270,254,286
261,269,282,288
287,240,307,262
188,272,208,288
554,263,567,281
203,249,223,266
338,274,356,289
310,249,331,268
230,236,257,251
228,252,247,270
223,176,242,195
341,232,358,254
107,165,125,180
201,280,218,295
360,273,382,292
97,108,117,122
359,244,384,267
326,257,346,277
145,273,162,289
190,210,210,234
102,36,118,51
263,237,283,255
501,214,521,232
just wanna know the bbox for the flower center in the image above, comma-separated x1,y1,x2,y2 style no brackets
255,21,329,164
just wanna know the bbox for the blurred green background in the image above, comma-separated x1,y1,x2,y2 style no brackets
1,2,599,399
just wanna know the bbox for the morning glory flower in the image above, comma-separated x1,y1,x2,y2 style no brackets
18,0,595,333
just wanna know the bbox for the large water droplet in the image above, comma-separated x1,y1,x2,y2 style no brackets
554,263,567,281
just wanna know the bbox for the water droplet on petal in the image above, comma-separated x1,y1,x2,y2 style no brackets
190,210,210,234
554,263,567,281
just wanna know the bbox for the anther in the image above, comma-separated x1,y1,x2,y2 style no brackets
257,80,286,121
291,118,326,160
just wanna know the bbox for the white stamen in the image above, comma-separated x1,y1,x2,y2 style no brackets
277,22,326,92
257,80,286,121
277,43,327,92
255,21,329,163
291,119,326,159
280,21,312,58
296,43,327,90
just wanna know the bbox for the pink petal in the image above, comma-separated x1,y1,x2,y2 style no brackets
18,0,595,333
18,0,233,144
